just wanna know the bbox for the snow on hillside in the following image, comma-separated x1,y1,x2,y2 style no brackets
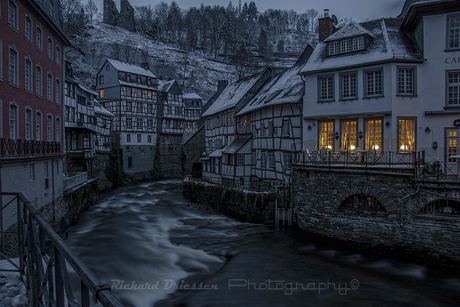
65,22,298,100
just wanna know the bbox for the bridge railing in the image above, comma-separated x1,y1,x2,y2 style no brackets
0,192,122,306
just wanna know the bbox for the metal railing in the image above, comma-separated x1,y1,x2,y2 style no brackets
0,192,122,306
0,138,61,158
63,172,89,191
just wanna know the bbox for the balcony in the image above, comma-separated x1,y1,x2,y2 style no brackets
66,148,95,159
0,138,61,159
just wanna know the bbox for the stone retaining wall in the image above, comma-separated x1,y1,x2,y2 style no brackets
182,180,275,224
292,166,460,262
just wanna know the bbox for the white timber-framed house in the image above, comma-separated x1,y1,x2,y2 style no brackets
201,68,273,185
300,1,460,176
95,59,159,174
236,59,310,190
183,91,203,143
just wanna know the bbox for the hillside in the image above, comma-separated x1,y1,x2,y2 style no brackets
65,22,300,100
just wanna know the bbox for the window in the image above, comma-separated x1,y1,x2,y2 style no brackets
147,104,153,114
128,157,133,168
340,39,351,53
237,154,244,165
126,101,132,112
137,103,142,113
341,120,357,151
55,79,60,104
268,152,275,168
126,134,131,142
36,26,43,50
137,118,142,129
55,118,60,142
397,67,416,96
447,14,460,50
282,120,290,137
56,46,61,65
47,115,52,141
99,75,104,85
25,15,32,41
283,152,291,170
47,38,53,59
148,135,152,143
99,89,104,98
36,66,42,96
9,47,18,86
319,75,334,101
328,41,339,55
8,0,18,30
340,72,357,100
147,119,153,129
364,68,383,97
106,64,110,71
50,1,55,19
398,118,415,152
126,118,132,129
319,121,334,150
352,37,364,51
9,104,18,139
137,134,141,143
447,71,460,106
36,112,42,141
25,58,32,91
261,151,267,167
25,108,32,140
365,119,382,151
46,73,53,101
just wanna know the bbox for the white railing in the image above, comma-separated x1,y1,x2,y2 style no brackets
63,172,88,191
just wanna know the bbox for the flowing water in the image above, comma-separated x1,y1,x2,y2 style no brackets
65,180,460,306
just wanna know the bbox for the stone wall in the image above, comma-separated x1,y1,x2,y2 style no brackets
183,126,205,177
155,134,184,179
93,153,112,190
292,166,460,262
182,180,275,224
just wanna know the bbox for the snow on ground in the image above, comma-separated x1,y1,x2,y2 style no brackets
0,259,28,306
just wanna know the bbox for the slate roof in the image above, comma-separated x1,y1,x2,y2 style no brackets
301,18,422,75
324,21,375,41
238,63,305,116
107,59,157,78
221,135,252,154
202,69,269,117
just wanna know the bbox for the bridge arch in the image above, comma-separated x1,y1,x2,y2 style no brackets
340,194,385,211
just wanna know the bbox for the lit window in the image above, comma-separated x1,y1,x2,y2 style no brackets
99,89,104,98
447,15,460,50
341,120,357,151
364,68,383,97
447,71,460,106
397,67,416,96
318,75,334,101
398,118,415,152
9,47,18,85
9,104,18,139
340,72,357,100
319,121,334,150
365,119,382,151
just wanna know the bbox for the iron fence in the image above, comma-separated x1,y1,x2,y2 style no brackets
0,192,122,306
0,138,61,158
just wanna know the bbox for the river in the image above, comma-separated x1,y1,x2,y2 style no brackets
65,180,460,306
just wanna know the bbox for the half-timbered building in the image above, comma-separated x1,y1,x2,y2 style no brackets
201,68,272,185
95,59,158,174
0,0,69,215
183,91,203,142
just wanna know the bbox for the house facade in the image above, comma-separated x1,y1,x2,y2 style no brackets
183,91,203,142
201,68,272,185
0,0,69,217
300,1,460,175
95,59,159,174
236,62,306,189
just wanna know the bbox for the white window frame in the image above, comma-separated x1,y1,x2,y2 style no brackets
397,66,416,96
47,114,52,141
25,57,32,92
447,14,460,50
36,26,43,51
56,45,61,66
36,111,42,141
25,14,33,42
352,37,364,51
364,68,383,98
46,73,53,101
318,75,335,102
447,70,460,106
36,65,42,96
340,39,351,53
47,37,53,59
328,41,339,55
55,78,60,104
340,71,357,100
8,0,18,31
25,108,32,141
9,46,18,86
9,103,18,139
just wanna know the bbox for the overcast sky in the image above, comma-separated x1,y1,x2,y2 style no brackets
118,0,406,22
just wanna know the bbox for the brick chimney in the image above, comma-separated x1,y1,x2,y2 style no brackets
318,9,335,41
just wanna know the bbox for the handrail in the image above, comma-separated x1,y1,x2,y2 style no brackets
1,192,123,306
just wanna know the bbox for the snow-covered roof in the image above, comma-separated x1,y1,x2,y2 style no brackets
158,80,175,92
119,80,157,90
301,18,421,75
202,69,268,117
107,59,157,78
209,148,224,157
78,83,98,97
238,63,304,116
183,92,202,100
93,100,114,117
221,135,252,154
324,21,374,41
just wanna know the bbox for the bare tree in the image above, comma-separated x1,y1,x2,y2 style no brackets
85,0,98,24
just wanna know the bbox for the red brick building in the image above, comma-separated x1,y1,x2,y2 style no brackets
0,0,69,218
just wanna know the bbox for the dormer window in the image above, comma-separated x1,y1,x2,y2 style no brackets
327,36,366,56
126,73,131,82
137,75,141,83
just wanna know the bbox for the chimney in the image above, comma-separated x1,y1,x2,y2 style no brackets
318,9,335,41
141,62,150,71
218,80,229,91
